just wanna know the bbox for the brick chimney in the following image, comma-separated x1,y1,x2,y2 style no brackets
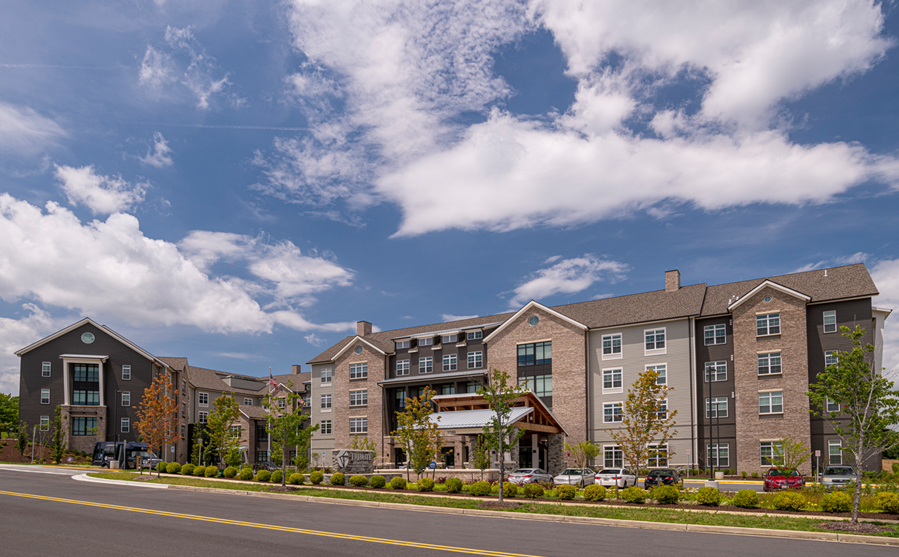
665,269,680,292
357,321,372,336
291,364,301,375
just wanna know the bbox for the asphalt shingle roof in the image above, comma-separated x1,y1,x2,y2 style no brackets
157,356,188,371
187,366,271,396
551,283,707,329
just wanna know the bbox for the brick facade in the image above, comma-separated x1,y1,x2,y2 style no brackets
331,339,387,462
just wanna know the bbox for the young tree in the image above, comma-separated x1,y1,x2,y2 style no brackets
392,387,441,482
471,434,492,482
135,372,180,474
0,393,18,435
565,440,601,471
478,369,528,502
16,421,29,459
807,325,899,524
608,368,678,473
263,382,318,486
206,393,240,469
349,434,377,452
50,405,66,464
772,436,810,472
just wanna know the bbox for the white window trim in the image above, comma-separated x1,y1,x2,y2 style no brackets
828,439,842,465
321,394,332,412
121,391,130,406
823,310,837,334
603,401,623,423
395,340,410,350
41,389,50,404
657,398,669,419
707,443,730,468
41,362,51,377
758,391,784,415
466,331,483,340
40,416,50,431
198,411,208,425
704,361,727,382
320,368,333,386
601,367,623,395
121,418,130,433
443,354,458,372
349,389,368,407
703,324,726,346
320,420,332,435
349,362,368,380
826,397,841,413
467,351,483,369
705,397,728,418
198,392,209,407
756,313,781,337
646,363,667,385
349,417,368,434
419,356,433,374
644,327,667,356
757,352,783,376
122,365,131,380
601,333,623,360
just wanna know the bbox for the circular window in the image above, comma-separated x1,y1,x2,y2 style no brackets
763,296,772,303
528,316,539,326
355,346,363,354
81,332,95,344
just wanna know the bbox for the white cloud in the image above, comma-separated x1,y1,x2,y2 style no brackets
139,133,174,168
0,194,356,337
871,258,899,376
0,305,53,396
0,102,66,155
304,333,326,347
793,253,870,273
138,46,175,91
442,314,479,322
509,255,628,307
54,165,146,215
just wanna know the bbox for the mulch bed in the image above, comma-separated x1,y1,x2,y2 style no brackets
819,521,891,534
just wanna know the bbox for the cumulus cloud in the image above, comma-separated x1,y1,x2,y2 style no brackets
140,133,174,168
0,305,54,396
304,333,326,347
442,314,479,322
508,255,628,307
54,165,146,215
871,258,899,376
0,102,66,155
0,194,356,336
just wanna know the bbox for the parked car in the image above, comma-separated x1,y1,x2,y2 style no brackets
643,468,683,488
508,468,553,485
553,468,596,487
253,461,281,473
763,468,805,491
595,468,638,488
821,465,857,489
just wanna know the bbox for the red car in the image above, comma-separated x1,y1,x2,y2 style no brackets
763,468,805,492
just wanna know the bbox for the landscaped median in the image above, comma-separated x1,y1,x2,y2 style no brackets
86,471,899,544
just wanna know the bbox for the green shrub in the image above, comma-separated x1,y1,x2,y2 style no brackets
469,481,491,497
349,475,369,487
444,477,463,493
369,475,387,489
288,473,304,485
652,485,679,504
156,462,167,472
620,486,646,504
223,466,238,478
310,470,324,485
256,470,271,482
499,482,516,498
732,489,759,509
416,477,435,492
523,483,545,499
239,467,254,481
741,471,748,479
205,466,219,478
582,484,607,502
555,485,577,500
751,471,759,478
166,462,181,474
821,492,852,513
389,476,407,490
192,465,205,477
877,492,899,514
330,472,346,485
696,487,720,506
181,463,196,476
271,470,283,483
772,491,805,512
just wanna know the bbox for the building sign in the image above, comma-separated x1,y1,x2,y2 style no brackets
332,449,374,475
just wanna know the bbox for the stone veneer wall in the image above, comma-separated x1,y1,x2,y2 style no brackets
62,405,107,454
332,340,386,462
732,286,812,475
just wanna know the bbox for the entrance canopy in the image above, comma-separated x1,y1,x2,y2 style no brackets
428,392,567,436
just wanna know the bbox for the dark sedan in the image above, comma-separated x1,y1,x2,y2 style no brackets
763,468,805,492
643,468,683,487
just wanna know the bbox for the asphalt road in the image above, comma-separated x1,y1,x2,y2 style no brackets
0,465,891,557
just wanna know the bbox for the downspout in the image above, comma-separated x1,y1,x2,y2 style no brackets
689,317,697,470
584,329,591,447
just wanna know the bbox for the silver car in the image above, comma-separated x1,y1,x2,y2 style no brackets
821,465,857,489
508,468,553,485
595,468,638,488
553,468,596,487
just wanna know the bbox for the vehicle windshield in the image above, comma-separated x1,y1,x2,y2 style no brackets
823,467,855,476
559,469,582,476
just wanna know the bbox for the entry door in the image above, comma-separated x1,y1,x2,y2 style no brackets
519,446,532,468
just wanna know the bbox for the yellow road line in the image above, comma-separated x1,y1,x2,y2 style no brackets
0,490,541,557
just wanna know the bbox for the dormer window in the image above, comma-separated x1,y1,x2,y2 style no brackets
419,337,433,346
396,340,410,350
442,334,457,344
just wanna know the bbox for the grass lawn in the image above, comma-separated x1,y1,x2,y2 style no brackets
87,472,899,538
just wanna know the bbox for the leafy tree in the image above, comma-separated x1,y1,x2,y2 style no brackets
471,434,491,481
135,372,180,474
349,434,377,452
608,368,678,472
0,393,18,435
263,382,318,486
772,436,810,472
392,387,441,482
478,369,528,503
16,421,29,458
50,405,66,464
565,440,601,471
206,393,240,469
807,325,899,524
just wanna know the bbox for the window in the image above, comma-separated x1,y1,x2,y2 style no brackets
602,368,623,394
122,365,131,380
826,398,840,413
644,328,666,353
41,362,51,377
757,352,782,375
396,340,410,349
419,356,433,373
302,394,310,407
707,443,729,468
418,337,433,346
466,331,483,340
828,440,842,465
705,361,727,382
73,390,100,406
321,394,332,410
466,383,478,393
256,424,268,442
256,451,269,463
121,391,130,406
759,391,784,414
395,389,406,409
657,399,668,420
467,351,482,369
198,392,209,406
396,359,410,375
441,384,455,395
647,364,667,385
350,417,368,434
518,375,552,397
244,398,253,406
760,441,784,466
71,417,97,436
350,363,368,379
703,324,726,345
41,389,50,404
602,333,622,359
350,390,368,406
320,420,332,435
121,418,130,433
73,364,99,382
825,350,838,367
517,341,552,366
648,445,668,467
705,397,728,418
443,354,457,371
198,411,208,425
604,446,623,468
603,402,623,423
276,398,285,409
757,313,781,336
442,334,458,344
39,416,50,431
321,368,333,384
823,310,837,333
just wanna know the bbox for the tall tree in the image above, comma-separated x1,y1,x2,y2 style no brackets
135,372,180,471
807,325,899,524
392,387,440,482
263,382,318,486
608,368,678,472
0,393,18,435
50,405,66,464
478,369,528,503
206,393,240,468
565,440,601,471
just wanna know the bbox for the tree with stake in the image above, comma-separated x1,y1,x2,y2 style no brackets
807,325,899,524
206,393,240,470
565,440,601,471
135,372,179,475
471,434,491,482
478,369,528,503
50,405,66,464
771,436,810,472
16,421,29,459
392,387,440,482
263,381,318,486
609,368,678,473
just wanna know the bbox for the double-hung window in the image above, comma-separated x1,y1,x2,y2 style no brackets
419,357,433,373
757,352,782,375
467,351,482,369
121,391,130,406
826,397,840,413
647,364,666,385
705,361,727,382
396,359,410,376
707,443,729,467
350,417,367,434
41,389,50,404
648,445,668,467
757,313,781,336
350,389,367,407
828,440,842,465
706,397,728,418
603,402,623,423
824,350,838,367
321,394,332,411
760,441,784,466
350,363,368,379
604,446,623,468
703,324,726,345
644,328,666,354
244,398,253,406
602,333,622,359
823,310,837,333
121,418,130,433
759,391,783,414
466,331,482,340
320,420,332,435
418,337,433,347
39,416,50,431
198,411,208,425
198,392,209,406
395,340,410,350
602,368,623,394
122,365,131,380
442,334,458,344
443,354,457,371
657,399,668,419
321,368,333,385
41,362,51,377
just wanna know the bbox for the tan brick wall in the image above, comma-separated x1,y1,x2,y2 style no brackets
332,340,386,462
733,286,812,474
487,306,586,468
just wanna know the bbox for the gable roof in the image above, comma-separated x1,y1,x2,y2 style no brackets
187,366,271,396
727,280,811,310
483,300,587,343
551,283,707,329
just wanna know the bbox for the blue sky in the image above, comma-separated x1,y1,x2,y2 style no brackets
2,1,899,395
